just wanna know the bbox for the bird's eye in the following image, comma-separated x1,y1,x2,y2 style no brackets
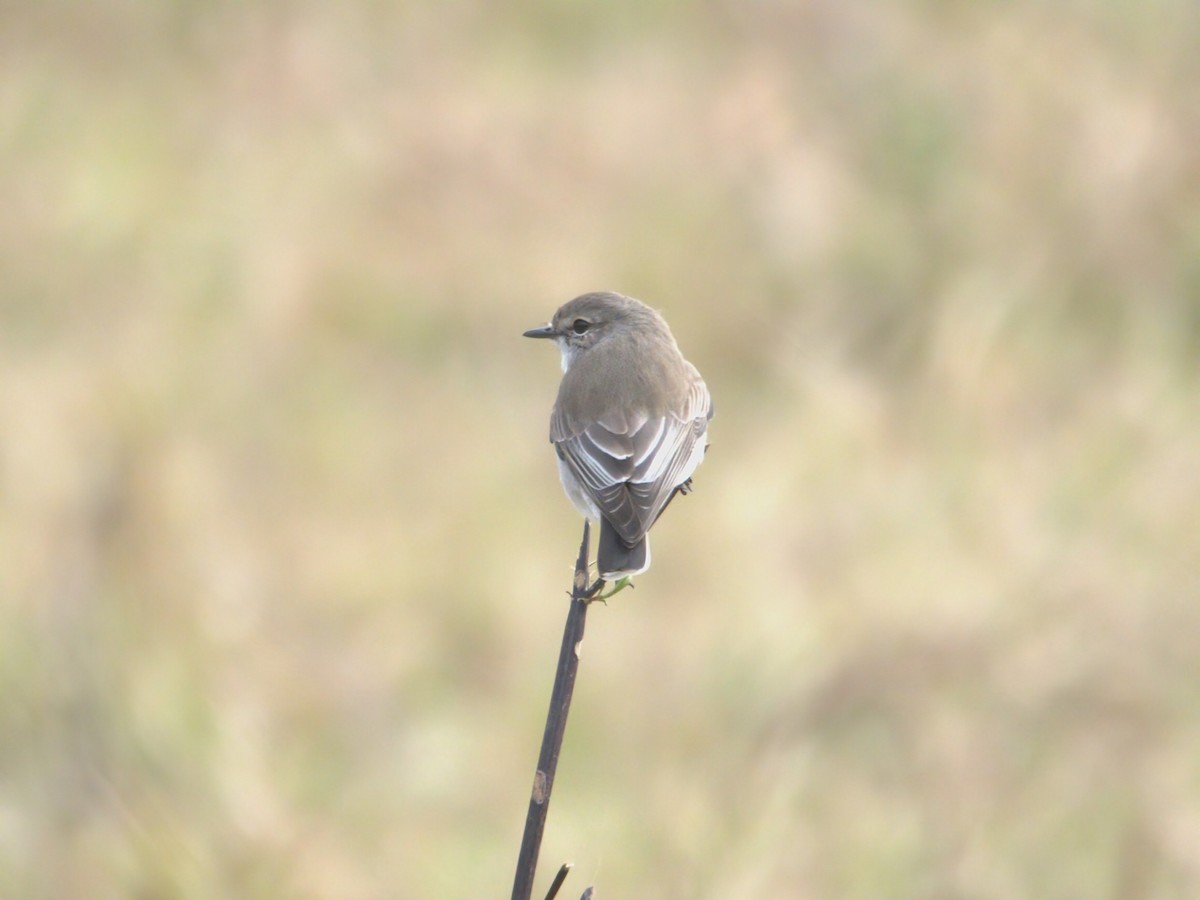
572,319,591,335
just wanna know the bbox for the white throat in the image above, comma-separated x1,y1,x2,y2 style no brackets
557,338,578,373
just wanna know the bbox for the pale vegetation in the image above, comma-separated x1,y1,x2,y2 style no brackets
3,1,1199,897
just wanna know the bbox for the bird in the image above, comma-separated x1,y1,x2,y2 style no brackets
524,291,712,586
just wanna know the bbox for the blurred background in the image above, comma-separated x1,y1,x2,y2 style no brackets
3,1,1199,897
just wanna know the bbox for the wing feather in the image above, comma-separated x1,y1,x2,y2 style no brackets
553,369,712,545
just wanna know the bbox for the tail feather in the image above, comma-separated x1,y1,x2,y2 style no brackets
597,518,650,580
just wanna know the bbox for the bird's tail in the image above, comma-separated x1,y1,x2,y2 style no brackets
597,518,650,581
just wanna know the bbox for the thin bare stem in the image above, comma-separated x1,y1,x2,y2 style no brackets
511,521,595,900
543,862,572,900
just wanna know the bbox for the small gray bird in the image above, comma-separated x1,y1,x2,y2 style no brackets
524,291,713,582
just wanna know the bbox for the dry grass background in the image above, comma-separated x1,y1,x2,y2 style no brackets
3,1,1199,897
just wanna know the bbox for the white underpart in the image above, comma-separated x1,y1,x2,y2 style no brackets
557,455,601,520
676,423,708,485
556,336,577,372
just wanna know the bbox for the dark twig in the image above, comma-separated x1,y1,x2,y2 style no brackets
511,521,597,900
543,862,572,900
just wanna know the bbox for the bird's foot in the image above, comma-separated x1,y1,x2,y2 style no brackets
585,576,633,603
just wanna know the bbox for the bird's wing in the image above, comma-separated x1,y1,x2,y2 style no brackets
552,369,711,545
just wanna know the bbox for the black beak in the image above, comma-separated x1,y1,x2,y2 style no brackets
523,324,557,339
